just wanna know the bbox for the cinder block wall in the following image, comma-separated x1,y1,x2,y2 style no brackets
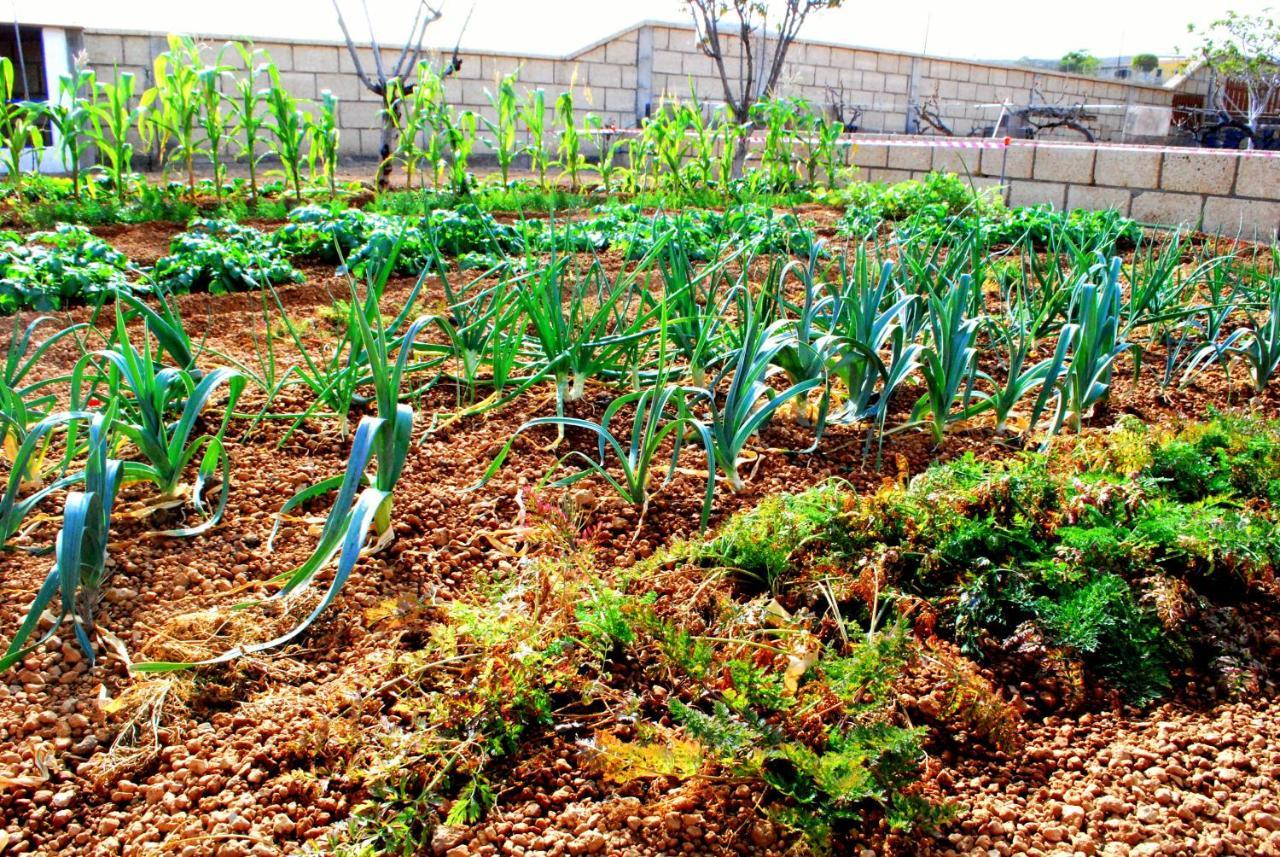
851,138,1280,238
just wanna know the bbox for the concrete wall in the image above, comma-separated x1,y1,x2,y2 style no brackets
78,20,1192,160
851,138,1280,238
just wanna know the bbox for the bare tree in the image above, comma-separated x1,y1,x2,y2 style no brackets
1190,9,1280,140
686,1,845,127
331,0,461,187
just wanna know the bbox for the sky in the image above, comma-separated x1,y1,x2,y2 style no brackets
8,0,1277,61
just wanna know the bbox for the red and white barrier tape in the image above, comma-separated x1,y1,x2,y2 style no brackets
592,126,1280,159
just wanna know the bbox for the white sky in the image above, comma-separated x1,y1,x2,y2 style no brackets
8,0,1275,61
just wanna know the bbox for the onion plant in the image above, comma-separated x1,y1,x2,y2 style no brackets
479,369,716,530
0,411,121,671
519,249,659,419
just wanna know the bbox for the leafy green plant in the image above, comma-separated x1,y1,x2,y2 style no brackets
154,219,301,294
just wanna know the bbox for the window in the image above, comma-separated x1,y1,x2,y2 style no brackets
0,25,47,102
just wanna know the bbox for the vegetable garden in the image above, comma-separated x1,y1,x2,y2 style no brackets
3,35,1280,857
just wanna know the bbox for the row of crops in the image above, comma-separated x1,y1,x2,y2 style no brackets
1,34,855,209
4,191,1280,671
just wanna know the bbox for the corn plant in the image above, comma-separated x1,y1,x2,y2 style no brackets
1055,258,1137,434
42,70,97,199
912,274,988,444
554,90,588,191
0,64,45,190
142,36,204,196
482,72,520,186
585,115,628,191
309,90,341,199
227,43,270,202
443,107,477,194
384,77,421,187
73,314,245,536
263,63,308,201
0,411,121,671
700,298,821,492
87,71,143,201
714,109,748,190
195,55,234,203
520,88,548,189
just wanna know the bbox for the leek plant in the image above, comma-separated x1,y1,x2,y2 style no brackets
0,412,121,671
1231,275,1280,394
912,275,988,444
825,258,919,425
1055,258,1137,434
73,314,245,536
700,298,821,492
